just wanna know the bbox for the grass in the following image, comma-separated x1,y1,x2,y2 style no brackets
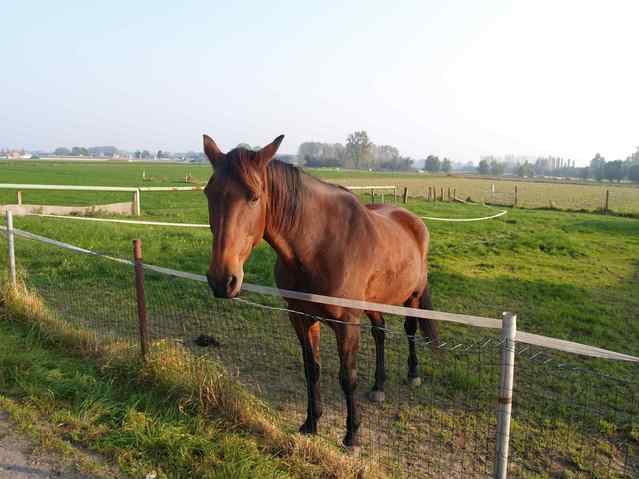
1,160,638,476
1,159,639,213
0,283,377,479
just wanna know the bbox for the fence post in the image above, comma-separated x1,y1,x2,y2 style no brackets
133,239,149,362
495,312,517,479
402,187,408,204
370,188,375,204
132,189,141,216
5,210,16,288
604,190,609,214
394,186,398,203
16,191,22,205
514,186,518,207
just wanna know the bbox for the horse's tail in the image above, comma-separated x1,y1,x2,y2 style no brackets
419,284,440,344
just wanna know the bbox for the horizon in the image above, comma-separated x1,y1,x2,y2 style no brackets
2,1,638,166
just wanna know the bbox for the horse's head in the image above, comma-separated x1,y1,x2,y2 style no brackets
203,134,284,298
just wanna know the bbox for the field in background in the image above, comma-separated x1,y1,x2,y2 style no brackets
2,160,639,213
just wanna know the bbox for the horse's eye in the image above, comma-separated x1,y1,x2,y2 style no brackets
248,195,259,205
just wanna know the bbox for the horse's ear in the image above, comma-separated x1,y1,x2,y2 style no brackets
257,135,284,166
203,134,224,166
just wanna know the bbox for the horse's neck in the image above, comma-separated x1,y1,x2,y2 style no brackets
263,179,329,269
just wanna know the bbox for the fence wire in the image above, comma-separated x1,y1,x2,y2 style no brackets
1,232,637,478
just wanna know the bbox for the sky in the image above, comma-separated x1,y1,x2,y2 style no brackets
1,0,637,165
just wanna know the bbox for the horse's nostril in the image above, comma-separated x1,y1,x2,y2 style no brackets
226,275,238,293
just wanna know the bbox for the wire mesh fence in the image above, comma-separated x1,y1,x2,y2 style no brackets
1,228,638,478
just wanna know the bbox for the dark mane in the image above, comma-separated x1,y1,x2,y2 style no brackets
267,159,354,232
218,148,353,232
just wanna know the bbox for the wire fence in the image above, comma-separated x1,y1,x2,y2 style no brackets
1,225,638,478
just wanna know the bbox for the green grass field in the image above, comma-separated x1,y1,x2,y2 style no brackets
2,159,639,213
1,160,638,477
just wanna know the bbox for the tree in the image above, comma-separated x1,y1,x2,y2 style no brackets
345,131,373,169
590,153,606,181
489,159,504,176
54,147,71,156
141,150,152,160
478,159,490,175
516,161,535,178
70,146,89,156
628,164,639,182
423,155,441,172
578,167,591,180
603,160,624,182
441,158,452,173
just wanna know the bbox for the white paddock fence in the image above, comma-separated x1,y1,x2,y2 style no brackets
1,210,638,478
0,183,398,217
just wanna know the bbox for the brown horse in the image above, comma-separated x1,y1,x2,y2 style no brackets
203,134,438,448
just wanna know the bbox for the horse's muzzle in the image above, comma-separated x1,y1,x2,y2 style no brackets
207,273,240,298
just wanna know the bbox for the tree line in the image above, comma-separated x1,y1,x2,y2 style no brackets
477,148,639,183
298,131,414,171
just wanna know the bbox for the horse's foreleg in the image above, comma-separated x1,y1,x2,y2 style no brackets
336,322,361,448
290,314,322,434
366,311,386,403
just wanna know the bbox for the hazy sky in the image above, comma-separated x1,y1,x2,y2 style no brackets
2,0,637,164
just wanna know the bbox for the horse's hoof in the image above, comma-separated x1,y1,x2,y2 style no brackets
341,435,361,453
299,421,317,435
407,376,422,387
368,390,385,403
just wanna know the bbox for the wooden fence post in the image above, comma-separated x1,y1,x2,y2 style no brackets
5,210,16,288
495,312,517,479
604,190,609,214
453,188,456,201
514,186,518,207
132,189,141,216
440,187,444,201
133,239,149,362
370,188,375,204
16,191,22,205
402,187,408,204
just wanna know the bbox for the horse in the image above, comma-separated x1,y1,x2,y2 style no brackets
203,134,439,448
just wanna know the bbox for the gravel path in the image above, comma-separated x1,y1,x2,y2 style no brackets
0,411,95,479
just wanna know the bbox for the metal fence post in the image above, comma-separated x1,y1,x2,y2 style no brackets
495,312,517,478
5,210,16,288
133,239,149,361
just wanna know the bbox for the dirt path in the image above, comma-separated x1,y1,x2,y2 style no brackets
0,411,95,479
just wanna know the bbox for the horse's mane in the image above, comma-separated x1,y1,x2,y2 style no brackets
219,148,353,232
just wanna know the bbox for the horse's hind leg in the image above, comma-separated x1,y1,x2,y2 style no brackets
417,284,439,344
366,311,386,403
404,316,420,386
403,285,438,386
290,313,322,435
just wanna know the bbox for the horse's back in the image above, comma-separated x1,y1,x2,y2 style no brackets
365,203,429,256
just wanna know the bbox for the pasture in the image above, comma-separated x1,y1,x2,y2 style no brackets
1,160,639,477
2,159,639,214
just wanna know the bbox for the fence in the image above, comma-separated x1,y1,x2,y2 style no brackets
1,216,638,478
332,178,639,215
